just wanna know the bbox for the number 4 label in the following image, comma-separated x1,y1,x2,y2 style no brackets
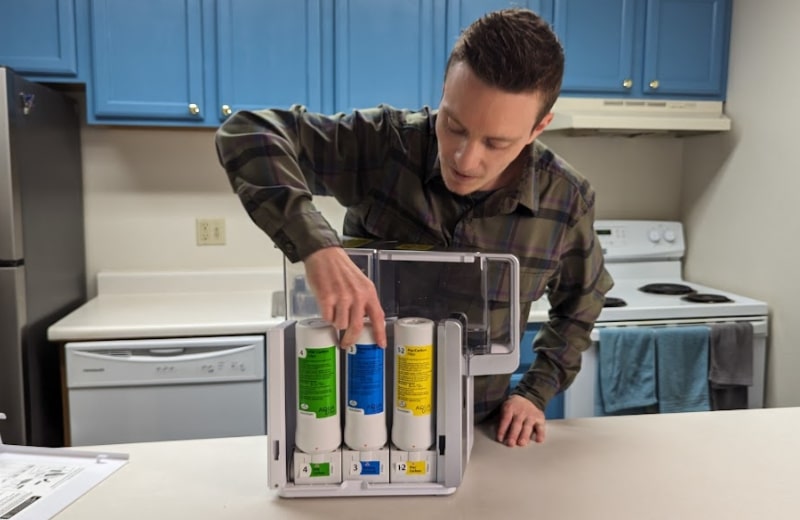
302,462,330,477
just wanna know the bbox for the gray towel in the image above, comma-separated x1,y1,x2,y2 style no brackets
709,322,753,385
709,322,754,410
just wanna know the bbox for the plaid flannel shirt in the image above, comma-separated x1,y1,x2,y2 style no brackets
216,105,613,420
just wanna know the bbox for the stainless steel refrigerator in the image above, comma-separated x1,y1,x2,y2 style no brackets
0,67,86,446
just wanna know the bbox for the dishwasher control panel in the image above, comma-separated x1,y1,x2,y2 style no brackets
65,335,265,387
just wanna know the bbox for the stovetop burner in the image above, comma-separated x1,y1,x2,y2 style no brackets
603,296,627,308
681,293,734,304
639,283,695,295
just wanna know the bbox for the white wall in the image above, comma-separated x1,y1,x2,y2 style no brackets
682,0,800,407
542,134,684,220
80,126,685,295
80,126,346,295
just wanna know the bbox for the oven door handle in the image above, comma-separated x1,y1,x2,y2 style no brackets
590,318,768,341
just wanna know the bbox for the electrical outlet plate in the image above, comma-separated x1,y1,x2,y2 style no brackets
196,218,226,246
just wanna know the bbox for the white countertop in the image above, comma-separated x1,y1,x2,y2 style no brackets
48,269,286,341
53,407,800,520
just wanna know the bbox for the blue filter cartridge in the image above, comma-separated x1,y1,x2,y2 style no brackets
344,320,387,451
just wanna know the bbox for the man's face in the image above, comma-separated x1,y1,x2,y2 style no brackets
435,61,553,195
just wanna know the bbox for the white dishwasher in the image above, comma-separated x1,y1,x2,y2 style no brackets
64,335,265,446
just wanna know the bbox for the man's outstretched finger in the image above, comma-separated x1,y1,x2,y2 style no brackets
533,422,546,444
496,410,513,444
366,301,387,348
338,307,367,348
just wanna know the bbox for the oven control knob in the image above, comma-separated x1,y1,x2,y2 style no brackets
648,229,661,243
663,229,677,242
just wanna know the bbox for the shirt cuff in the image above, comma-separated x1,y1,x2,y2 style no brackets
273,211,341,262
510,366,557,412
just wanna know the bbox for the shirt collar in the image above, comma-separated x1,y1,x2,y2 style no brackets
514,143,539,214
427,155,442,185
426,143,540,215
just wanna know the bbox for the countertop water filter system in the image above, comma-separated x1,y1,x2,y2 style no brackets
392,317,435,451
269,249,521,496
344,321,387,451
294,318,341,453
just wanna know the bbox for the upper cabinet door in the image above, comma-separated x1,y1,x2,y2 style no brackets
89,0,206,122
0,0,78,77
216,0,329,120
446,0,554,53
554,0,638,94
333,0,446,113
643,0,730,96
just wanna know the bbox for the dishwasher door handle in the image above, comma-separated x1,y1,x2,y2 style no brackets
71,345,254,363
148,348,185,356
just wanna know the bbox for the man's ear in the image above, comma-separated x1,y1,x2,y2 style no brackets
529,112,554,143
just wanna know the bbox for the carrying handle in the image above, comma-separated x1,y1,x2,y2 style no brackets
469,253,521,376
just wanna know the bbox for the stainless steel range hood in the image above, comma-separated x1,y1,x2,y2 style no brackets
546,97,731,135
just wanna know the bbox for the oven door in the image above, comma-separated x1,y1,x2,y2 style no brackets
562,317,768,419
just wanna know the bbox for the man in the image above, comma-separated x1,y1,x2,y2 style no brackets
215,8,613,448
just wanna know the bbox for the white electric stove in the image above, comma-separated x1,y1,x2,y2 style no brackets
530,220,769,418
594,220,768,322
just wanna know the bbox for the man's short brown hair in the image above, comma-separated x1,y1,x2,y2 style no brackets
446,8,564,123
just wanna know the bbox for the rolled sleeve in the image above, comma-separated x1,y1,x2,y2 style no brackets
215,105,396,261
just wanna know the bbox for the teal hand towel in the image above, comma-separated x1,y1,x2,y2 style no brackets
597,328,658,414
655,326,711,413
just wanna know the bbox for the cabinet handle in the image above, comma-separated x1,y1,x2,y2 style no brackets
622,78,633,89
188,103,201,116
649,80,660,90
221,104,232,117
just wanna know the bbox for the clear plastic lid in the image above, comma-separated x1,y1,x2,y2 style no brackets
282,241,519,356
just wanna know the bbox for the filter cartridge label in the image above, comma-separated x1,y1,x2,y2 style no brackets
298,346,337,419
347,344,384,415
396,344,433,417
307,462,331,477
406,461,427,475
358,461,381,475
397,461,427,475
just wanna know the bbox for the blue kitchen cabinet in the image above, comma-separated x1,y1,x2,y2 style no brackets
554,0,730,99
88,0,330,125
510,323,565,420
642,0,730,97
216,0,329,119
0,0,81,80
333,0,446,113
554,0,639,95
335,0,556,114
88,0,206,124
446,0,554,54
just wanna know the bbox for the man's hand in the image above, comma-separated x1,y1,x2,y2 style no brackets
304,247,387,349
496,394,546,447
